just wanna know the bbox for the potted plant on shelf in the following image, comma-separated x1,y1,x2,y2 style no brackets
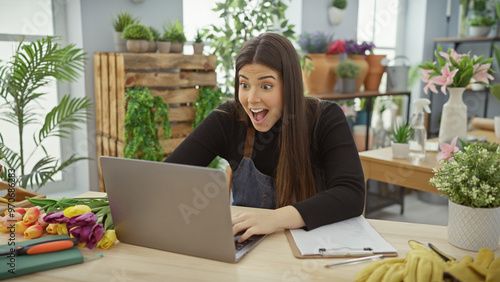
430,142,500,251
163,20,186,53
468,14,496,37
148,26,161,53
0,36,91,193
389,119,413,159
111,11,139,52
344,40,373,91
335,59,360,94
193,29,205,55
364,42,387,91
122,23,154,53
298,31,334,94
328,0,347,25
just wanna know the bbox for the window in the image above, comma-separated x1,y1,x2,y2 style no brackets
0,0,70,193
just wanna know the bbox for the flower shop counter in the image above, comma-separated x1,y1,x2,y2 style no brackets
2,191,499,281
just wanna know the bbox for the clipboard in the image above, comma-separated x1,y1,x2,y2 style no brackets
285,216,398,259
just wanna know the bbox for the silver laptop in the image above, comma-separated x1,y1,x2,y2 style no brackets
99,156,266,263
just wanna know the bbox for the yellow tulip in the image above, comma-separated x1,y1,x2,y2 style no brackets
24,225,43,239
57,223,68,235
46,223,58,234
15,221,32,234
63,205,91,218
23,207,40,225
97,230,117,250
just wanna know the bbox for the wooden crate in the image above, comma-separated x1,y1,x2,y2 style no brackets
94,53,217,191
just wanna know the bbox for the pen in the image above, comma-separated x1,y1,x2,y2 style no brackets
324,254,384,268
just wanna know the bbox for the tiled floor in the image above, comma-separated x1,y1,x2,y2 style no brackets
366,190,449,226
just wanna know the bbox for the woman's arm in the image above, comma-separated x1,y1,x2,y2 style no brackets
291,102,366,230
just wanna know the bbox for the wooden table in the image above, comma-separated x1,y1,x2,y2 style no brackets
359,130,500,194
2,191,500,281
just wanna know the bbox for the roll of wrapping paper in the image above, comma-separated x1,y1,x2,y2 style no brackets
471,117,495,131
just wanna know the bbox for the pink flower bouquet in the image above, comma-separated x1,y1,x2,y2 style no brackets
420,45,494,95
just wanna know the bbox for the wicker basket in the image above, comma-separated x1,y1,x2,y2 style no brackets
0,180,46,214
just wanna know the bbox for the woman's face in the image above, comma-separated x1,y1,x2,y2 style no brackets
238,63,283,132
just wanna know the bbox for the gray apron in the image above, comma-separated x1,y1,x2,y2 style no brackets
231,126,277,209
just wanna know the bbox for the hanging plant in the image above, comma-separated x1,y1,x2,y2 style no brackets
192,86,224,169
123,87,170,161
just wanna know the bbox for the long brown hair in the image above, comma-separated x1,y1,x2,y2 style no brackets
233,33,318,208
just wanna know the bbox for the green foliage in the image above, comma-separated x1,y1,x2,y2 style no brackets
123,87,170,161
390,120,414,144
204,0,296,95
162,20,186,43
122,23,154,41
0,36,91,191
0,144,4,160
430,143,500,208
468,14,496,26
194,29,204,43
149,26,161,41
111,11,139,32
300,54,315,76
335,60,361,78
192,86,224,169
332,0,347,9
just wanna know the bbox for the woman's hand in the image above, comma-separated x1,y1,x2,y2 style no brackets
231,206,305,242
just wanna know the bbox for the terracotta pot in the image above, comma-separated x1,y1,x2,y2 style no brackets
348,54,369,92
326,54,340,92
302,53,335,95
364,54,386,91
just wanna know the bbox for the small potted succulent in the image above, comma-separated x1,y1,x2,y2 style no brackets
122,23,154,53
193,29,205,55
111,11,139,52
329,0,347,25
163,20,186,53
335,59,360,94
389,119,413,159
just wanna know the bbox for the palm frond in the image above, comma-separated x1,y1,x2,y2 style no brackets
37,94,92,144
24,154,89,191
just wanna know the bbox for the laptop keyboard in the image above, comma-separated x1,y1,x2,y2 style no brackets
234,235,253,251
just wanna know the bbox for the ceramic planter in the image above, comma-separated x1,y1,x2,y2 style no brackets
439,87,467,144
339,78,356,94
193,43,204,55
495,116,500,139
391,143,410,159
448,200,500,251
158,41,171,53
170,42,184,53
114,31,127,52
147,41,157,53
468,26,491,37
328,6,344,25
126,39,149,53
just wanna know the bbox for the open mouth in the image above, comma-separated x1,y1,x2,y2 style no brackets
250,108,269,122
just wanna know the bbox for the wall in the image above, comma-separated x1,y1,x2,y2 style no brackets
301,0,359,40
77,0,183,191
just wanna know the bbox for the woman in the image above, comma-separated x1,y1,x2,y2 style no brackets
165,33,365,242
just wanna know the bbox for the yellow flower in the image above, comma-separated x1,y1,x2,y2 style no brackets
24,225,43,239
96,230,117,250
63,205,91,218
46,223,58,234
57,223,68,235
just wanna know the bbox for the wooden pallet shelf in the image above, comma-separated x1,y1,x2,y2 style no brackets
94,52,217,191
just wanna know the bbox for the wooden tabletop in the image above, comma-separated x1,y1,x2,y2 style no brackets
2,191,499,281
358,130,499,194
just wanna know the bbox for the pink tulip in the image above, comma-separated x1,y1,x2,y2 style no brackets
437,136,460,162
23,207,40,225
37,213,49,228
24,225,43,239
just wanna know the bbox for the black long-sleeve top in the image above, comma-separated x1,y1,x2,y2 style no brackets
165,100,365,230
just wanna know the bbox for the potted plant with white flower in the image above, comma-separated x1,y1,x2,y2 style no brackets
429,142,500,251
